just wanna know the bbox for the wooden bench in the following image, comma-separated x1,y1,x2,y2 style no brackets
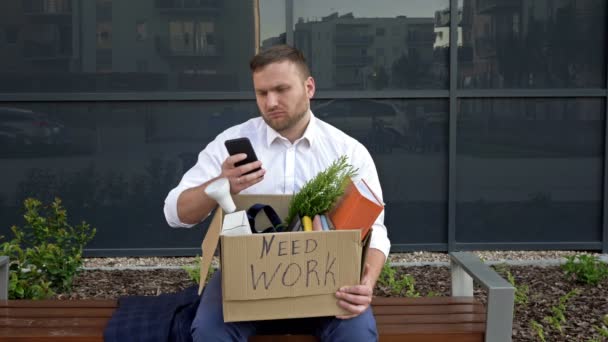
0,253,514,342
0,296,485,342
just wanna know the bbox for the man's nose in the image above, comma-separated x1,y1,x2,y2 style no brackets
266,92,278,109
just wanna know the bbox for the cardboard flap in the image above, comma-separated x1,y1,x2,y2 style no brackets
222,230,361,301
360,228,373,280
198,208,223,295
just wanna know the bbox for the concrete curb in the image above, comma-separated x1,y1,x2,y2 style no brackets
82,265,188,271
82,255,608,271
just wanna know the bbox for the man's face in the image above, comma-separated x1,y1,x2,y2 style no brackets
253,60,315,134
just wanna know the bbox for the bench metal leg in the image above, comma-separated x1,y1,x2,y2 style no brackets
487,287,515,342
0,256,8,300
451,262,474,296
450,252,515,342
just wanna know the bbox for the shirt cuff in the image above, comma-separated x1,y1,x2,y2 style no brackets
369,222,391,258
163,187,197,228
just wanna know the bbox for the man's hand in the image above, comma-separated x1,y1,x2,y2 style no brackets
221,153,265,194
335,263,373,319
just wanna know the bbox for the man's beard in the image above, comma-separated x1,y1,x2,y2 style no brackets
263,108,307,133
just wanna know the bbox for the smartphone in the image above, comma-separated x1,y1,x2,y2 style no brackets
224,137,261,175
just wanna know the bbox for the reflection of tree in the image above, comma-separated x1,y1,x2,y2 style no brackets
548,2,603,87
491,1,605,88
12,158,183,248
15,158,179,215
496,23,522,87
391,51,429,88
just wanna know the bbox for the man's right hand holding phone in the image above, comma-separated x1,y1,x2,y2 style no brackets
221,153,265,194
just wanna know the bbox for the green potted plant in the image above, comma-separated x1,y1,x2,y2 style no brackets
284,155,357,227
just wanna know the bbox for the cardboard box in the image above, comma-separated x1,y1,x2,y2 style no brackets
198,194,371,322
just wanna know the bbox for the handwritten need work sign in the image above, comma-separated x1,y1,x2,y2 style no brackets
221,230,362,301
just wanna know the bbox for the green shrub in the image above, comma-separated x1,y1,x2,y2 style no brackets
181,255,216,285
588,314,608,342
377,262,420,297
543,289,579,335
530,320,546,342
1,198,96,299
562,254,608,285
494,264,529,306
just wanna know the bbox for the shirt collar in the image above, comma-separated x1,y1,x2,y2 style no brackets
265,110,316,148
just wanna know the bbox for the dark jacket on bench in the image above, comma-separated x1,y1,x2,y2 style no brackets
104,285,200,342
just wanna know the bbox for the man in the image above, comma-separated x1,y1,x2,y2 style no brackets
164,45,390,341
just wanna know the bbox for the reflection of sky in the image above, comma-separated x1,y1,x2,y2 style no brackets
260,0,449,41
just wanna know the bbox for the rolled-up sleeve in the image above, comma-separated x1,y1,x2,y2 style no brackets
350,143,391,258
369,212,391,258
163,185,196,228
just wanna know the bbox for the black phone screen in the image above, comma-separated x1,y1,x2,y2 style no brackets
224,137,261,175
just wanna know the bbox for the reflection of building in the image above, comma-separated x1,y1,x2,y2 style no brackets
292,12,437,90
460,0,604,88
433,7,462,48
0,0,78,76
261,33,286,50
0,0,256,91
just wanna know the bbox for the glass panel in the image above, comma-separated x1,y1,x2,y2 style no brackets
458,0,607,88
0,99,449,252
0,101,258,252
259,0,286,49
0,0,264,92
294,0,450,90
311,98,449,246
456,99,604,243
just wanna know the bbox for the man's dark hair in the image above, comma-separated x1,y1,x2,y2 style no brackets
249,45,311,78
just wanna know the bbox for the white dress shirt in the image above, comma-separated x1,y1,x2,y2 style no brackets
164,111,391,257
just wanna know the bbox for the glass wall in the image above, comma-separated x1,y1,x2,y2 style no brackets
456,98,604,243
0,0,606,254
458,0,606,88
311,98,449,247
0,100,258,253
0,0,256,92
292,0,450,90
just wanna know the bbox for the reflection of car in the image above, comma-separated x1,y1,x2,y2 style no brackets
312,99,409,152
0,107,66,146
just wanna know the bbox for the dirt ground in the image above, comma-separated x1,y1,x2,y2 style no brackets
59,265,608,341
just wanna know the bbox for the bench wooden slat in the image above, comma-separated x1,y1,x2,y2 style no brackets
0,317,111,328
372,296,480,305
380,323,486,334
3,308,116,318
375,313,486,324
374,304,485,315
249,322,486,342
0,327,105,341
0,300,117,308
378,333,483,342
0,297,488,341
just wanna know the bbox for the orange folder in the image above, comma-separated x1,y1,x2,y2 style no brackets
328,178,384,240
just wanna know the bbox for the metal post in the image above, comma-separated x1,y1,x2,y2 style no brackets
603,2,608,253
448,0,459,251
451,261,474,296
0,256,9,300
285,0,293,45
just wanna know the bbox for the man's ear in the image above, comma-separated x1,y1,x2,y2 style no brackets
305,76,316,99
